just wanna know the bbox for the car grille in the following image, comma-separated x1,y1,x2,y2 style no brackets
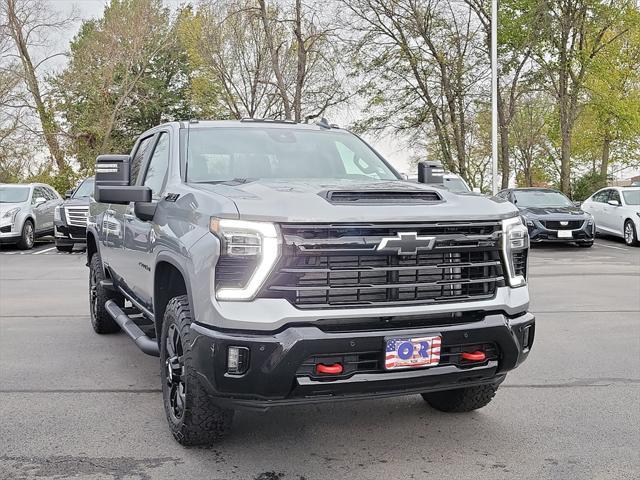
65,206,89,227
542,220,583,230
259,221,505,308
512,250,527,278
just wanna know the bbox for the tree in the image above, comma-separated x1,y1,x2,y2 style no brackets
343,0,488,181
54,0,190,172
1,0,72,171
531,0,636,194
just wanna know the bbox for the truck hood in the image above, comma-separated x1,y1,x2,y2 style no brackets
189,179,517,223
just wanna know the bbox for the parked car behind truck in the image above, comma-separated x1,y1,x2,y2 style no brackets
87,119,535,445
0,183,62,249
581,186,640,246
54,177,94,252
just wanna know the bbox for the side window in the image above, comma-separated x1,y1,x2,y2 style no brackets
44,187,58,200
593,190,609,203
143,133,170,198
130,136,154,185
609,190,621,204
32,187,45,204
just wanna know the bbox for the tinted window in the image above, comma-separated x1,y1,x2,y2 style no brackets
185,128,398,182
130,136,154,185
0,186,30,203
592,190,609,203
609,190,621,203
143,133,170,197
44,187,58,200
512,190,573,208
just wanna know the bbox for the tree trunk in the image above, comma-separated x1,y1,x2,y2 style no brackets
292,0,305,123
559,124,572,194
599,135,611,181
6,0,66,171
497,93,510,189
258,0,292,120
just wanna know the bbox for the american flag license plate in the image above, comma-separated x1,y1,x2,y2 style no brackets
385,335,441,370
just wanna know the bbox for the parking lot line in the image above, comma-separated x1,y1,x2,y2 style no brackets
594,242,629,251
33,247,56,255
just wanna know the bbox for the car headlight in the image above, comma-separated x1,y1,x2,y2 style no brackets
520,214,534,227
502,216,529,288
210,218,280,300
2,207,20,223
54,206,61,222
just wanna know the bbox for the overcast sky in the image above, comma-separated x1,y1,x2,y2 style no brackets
46,0,415,174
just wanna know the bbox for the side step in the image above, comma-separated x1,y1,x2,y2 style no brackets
105,300,159,357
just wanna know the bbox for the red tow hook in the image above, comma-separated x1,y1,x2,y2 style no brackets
316,363,343,375
461,351,486,362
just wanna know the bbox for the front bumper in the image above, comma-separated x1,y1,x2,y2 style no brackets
526,219,594,243
54,222,86,244
190,311,535,410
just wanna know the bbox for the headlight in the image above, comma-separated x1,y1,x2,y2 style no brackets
210,218,280,300
520,215,534,227
54,206,61,222
2,207,20,223
502,216,529,288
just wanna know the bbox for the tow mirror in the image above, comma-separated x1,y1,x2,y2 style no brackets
417,161,444,185
65,189,74,199
94,154,151,205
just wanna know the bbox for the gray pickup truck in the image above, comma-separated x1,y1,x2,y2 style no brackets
87,119,534,446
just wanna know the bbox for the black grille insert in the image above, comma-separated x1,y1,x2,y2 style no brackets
542,220,583,230
260,222,504,308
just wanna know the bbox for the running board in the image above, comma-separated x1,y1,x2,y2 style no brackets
104,300,159,357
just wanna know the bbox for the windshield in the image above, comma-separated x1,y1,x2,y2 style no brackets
0,185,30,203
443,177,470,193
513,190,573,208
184,127,399,183
72,178,94,198
622,190,640,205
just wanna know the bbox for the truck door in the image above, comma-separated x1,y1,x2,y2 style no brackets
122,131,170,311
103,135,155,289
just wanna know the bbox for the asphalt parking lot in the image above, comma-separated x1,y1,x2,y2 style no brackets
1,236,639,480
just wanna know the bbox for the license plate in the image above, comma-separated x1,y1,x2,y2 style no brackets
557,230,573,238
385,335,441,370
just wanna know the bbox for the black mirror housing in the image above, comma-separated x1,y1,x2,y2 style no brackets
96,185,152,205
95,154,151,204
65,189,74,199
417,161,445,185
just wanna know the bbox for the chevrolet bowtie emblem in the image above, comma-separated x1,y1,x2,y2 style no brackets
376,232,436,255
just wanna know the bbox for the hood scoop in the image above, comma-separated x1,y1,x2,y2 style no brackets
324,189,443,205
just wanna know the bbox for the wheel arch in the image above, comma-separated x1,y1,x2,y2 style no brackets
154,253,194,341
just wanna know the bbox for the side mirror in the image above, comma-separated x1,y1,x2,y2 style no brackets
573,201,582,207
607,199,620,206
400,172,409,181
65,189,74,199
472,187,481,194
34,197,47,206
417,161,444,185
94,154,151,205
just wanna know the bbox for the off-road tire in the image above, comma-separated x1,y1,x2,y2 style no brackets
161,295,234,446
624,220,638,247
56,242,74,253
422,384,498,412
89,253,122,333
16,220,35,250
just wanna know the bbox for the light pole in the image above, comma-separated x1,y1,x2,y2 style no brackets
491,0,499,195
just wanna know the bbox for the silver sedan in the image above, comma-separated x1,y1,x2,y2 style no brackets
581,186,640,246
0,183,63,249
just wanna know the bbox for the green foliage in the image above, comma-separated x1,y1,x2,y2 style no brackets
571,171,608,201
26,164,80,195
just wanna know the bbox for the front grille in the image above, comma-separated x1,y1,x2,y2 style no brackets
542,220,583,230
65,206,89,227
296,342,499,380
260,221,504,308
